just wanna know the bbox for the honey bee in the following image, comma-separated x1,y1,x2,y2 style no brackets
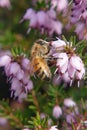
31,39,52,81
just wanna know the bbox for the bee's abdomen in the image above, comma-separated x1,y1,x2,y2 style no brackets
32,57,51,81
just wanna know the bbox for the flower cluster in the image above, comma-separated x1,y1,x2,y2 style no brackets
69,0,87,40
63,98,87,129
21,8,63,36
0,0,11,9
0,53,33,102
50,38,85,87
52,98,77,119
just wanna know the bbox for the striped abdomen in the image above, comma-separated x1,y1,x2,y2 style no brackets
31,56,51,81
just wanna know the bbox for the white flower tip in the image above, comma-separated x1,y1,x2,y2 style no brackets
50,125,59,130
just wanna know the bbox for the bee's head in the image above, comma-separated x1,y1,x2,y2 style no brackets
35,39,50,55
36,39,48,45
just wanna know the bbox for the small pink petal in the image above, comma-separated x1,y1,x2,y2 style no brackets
60,61,68,74
68,62,76,79
70,55,83,71
62,71,71,83
21,8,36,21
76,66,85,80
16,69,24,80
57,0,68,11
37,11,48,27
22,58,31,70
47,9,56,19
23,73,30,85
11,78,21,91
9,62,20,76
51,38,66,50
56,53,68,67
25,80,33,92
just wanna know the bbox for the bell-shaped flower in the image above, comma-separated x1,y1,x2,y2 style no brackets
52,105,62,119
64,98,76,107
70,55,83,71
56,53,68,68
51,38,66,50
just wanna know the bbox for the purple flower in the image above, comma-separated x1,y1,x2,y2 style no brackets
21,8,63,36
51,0,68,12
0,53,33,102
0,0,11,9
51,38,85,86
0,117,7,126
68,0,87,40
64,98,76,107
75,22,87,40
50,38,66,50
52,105,62,119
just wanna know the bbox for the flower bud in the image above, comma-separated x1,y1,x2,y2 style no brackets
52,105,62,119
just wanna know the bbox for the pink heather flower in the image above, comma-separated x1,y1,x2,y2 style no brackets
50,38,66,50
52,38,85,86
40,113,46,119
6,62,20,76
70,55,84,71
20,8,36,21
51,0,68,12
16,69,24,80
0,53,33,102
62,71,71,84
0,0,11,9
47,20,63,36
66,113,76,124
75,22,87,40
22,58,32,71
69,0,86,24
37,11,48,27
47,9,56,19
52,105,62,119
50,125,58,130
11,78,21,91
65,103,79,124
21,8,63,36
68,0,87,40
64,98,76,107
0,117,7,126
54,52,68,74
25,80,33,92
